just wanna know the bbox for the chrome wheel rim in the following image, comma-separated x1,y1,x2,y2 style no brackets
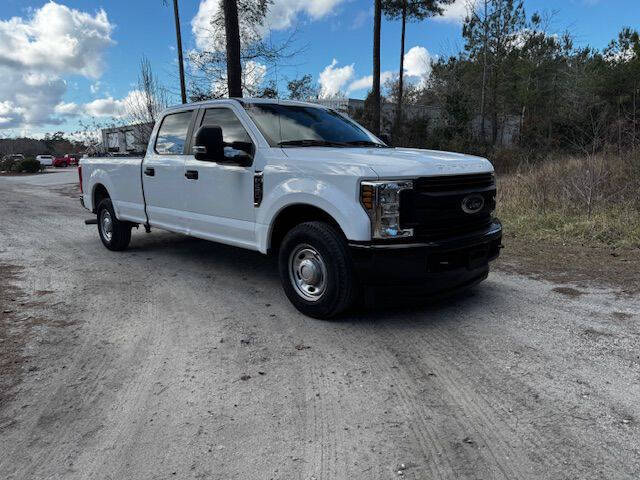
100,209,113,242
289,244,327,301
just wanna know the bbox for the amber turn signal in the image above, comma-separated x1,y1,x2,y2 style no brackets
361,184,375,210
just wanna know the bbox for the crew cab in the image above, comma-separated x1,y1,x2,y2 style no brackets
79,99,502,318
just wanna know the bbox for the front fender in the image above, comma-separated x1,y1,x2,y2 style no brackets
256,177,372,253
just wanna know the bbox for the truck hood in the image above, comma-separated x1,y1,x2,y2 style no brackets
282,147,493,178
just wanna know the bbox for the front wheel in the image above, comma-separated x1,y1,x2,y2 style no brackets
97,198,131,251
278,221,356,319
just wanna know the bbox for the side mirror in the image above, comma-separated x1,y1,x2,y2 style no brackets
193,125,253,167
222,144,253,167
193,125,224,161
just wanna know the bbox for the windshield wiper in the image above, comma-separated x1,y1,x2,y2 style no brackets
344,140,390,148
278,139,349,148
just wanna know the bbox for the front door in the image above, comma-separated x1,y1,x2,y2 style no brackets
183,106,257,248
142,109,195,233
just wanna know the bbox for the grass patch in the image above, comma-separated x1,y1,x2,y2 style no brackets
496,151,640,249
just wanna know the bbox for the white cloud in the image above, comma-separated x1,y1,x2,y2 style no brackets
347,71,395,93
0,2,115,131
192,0,346,50
84,97,125,118
54,102,81,116
0,71,68,129
605,46,637,63
344,46,432,95
243,60,267,92
84,90,150,119
434,0,478,24
191,0,220,50
0,101,25,128
0,1,114,78
404,46,432,82
318,59,354,98
90,81,102,94
350,9,371,30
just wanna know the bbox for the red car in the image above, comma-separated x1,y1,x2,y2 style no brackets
53,156,69,167
52,154,80,167
65,154,79,166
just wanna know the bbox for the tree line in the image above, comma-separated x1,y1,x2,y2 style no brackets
185,0,638,157
392,1,640,156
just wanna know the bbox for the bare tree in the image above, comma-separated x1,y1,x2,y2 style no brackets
188,0,299,100
286,74,318,100
123,56,170,147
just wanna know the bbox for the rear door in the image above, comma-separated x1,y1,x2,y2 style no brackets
142,109,195,233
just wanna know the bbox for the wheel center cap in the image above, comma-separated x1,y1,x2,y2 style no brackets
299,259,320,284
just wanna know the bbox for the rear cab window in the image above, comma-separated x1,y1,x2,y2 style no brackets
155,110,195,154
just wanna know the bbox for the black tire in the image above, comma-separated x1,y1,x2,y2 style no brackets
97,198,131,251
278,221,356,319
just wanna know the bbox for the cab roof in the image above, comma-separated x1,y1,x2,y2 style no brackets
163,98,329,113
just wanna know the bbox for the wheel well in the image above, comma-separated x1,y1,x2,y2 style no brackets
92,184,110,213
269,204,344,255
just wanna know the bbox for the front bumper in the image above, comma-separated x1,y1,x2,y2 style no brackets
349,220,502,299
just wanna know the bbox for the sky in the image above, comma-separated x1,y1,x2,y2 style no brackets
0,0,638,138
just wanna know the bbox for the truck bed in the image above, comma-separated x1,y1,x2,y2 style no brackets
80,156,146,224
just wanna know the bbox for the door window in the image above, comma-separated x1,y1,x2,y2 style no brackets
200,108,253,157
155,110,194,154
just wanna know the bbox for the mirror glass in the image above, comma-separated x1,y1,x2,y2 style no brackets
224,146,248,159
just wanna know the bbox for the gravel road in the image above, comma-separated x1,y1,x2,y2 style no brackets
1,171,639,480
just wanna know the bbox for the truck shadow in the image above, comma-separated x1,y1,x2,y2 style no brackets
127,231,507,325
342,286,503,326
127,230,279,279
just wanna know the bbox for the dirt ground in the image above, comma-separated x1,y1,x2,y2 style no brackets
0,173,639,480
497,235,640,295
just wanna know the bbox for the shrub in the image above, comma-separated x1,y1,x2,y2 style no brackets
19,158,42,173
10,160,23,172
497,150,640,248
0,158,16,172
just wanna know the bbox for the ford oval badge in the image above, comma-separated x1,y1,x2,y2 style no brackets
461,194,485,214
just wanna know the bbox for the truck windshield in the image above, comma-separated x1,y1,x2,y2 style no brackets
244,104,387,148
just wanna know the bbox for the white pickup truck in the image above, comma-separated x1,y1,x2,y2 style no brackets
80,99,502,318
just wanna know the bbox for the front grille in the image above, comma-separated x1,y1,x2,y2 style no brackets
414,173,495,193
401,173,496,241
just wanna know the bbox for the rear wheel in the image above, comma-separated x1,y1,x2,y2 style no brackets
97,198,131,251
278,221,356,319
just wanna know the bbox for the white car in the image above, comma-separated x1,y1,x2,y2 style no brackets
36,155,54,167
79,99,502,318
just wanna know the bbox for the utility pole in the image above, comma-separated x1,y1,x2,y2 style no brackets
372,0,382,136
172,0,187,103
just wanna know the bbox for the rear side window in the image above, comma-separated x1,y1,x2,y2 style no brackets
155,110,194,154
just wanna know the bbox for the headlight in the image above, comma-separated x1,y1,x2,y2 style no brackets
360,180,414,239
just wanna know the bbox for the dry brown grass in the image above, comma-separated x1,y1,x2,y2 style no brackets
496,150,640,248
